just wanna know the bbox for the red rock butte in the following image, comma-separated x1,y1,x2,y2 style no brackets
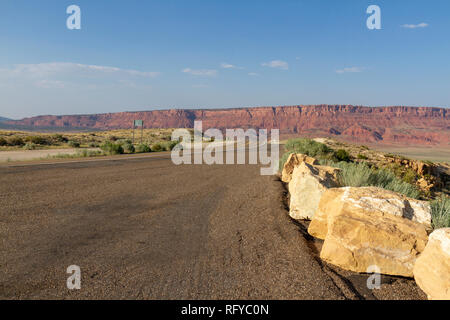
5,105,450,146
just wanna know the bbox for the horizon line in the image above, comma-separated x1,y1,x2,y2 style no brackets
5,104,449,121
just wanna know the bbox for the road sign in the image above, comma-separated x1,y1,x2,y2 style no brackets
133,120,144,144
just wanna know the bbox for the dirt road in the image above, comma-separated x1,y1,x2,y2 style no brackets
0,152,424,299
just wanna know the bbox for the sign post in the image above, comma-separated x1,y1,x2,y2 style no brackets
133,120,144,144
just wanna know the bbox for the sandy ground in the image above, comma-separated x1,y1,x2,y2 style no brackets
369,145,450,163
0,151,425,300
0,148,99,162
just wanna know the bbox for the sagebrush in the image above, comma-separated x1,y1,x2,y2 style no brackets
279,138,334,171
284,138,333,157
320,161,420,199
100,142,124,155
431,196,450,229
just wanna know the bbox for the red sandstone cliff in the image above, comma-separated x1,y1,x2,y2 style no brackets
4,105,450,146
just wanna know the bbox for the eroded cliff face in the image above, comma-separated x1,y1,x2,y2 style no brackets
5,105,450,146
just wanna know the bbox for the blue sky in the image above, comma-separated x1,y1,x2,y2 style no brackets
0,0,449,119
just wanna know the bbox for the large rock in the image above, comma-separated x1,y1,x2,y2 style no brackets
281,153,319,183
309,187,432,239
308,187,431,277
288,162,340,220
414,228,450,300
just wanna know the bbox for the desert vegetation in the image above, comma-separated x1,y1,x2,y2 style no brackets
281,138,352,165
430,196,450,229
0,128,182,150
48,149,104,159
0,129,182,160
323,161,420,199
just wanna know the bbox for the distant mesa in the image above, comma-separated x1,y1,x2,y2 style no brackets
3,105,449,146
0,116,11,122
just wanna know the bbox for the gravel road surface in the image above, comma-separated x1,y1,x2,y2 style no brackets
0,152,425,299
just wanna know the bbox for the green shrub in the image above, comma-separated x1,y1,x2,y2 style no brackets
163,140,180,151
116,139,132,145
357,154,368,160
326,161,420,199
136,143,151,153
383,178,420,199
151,143,163,152
114,139,135,153
384,153,396,158
88,142,99,148
68,140,81,148
279,138,334,171
0,137,7,146
78,149,103,158
402,169,417,184
284,138,333,158
52,134,68,143
383,163,404,178
23,142,37,150
430,196,450,229
50,150,103,159
335,149,350,162
100,141,124,155
122,142,135,153
26,136,48,145
333,161,374,188
7,136,24,146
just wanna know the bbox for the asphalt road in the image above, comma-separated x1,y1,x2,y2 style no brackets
0,152,425,299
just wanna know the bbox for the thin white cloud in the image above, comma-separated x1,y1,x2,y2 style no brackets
221,63,235,69
3,62,160,78
401,23,428,29
261,60,289,70
220,63,243,69
182,68,217,76
248,72,259,76
0,62,159,89
335,67,364,74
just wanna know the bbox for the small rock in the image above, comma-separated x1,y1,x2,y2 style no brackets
281,153,318,183
417,178,434,191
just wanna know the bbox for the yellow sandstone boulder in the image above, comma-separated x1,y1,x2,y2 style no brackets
281,153,319,183
308,187,431,277
288,162,340,220
414,228,450,300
